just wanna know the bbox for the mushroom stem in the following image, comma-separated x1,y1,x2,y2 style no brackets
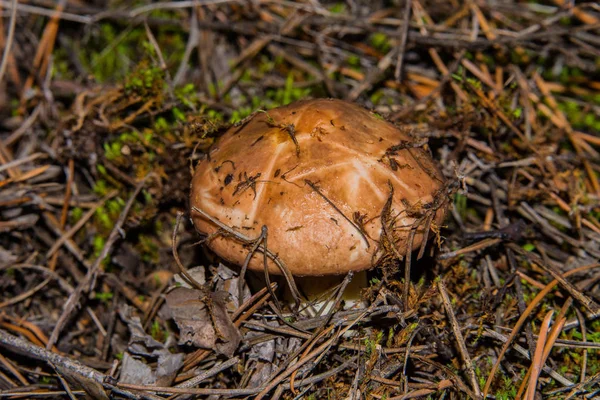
285,270,368,317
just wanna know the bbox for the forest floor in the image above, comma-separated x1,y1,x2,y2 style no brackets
1,1,600,399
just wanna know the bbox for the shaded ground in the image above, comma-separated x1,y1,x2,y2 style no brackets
0,1,599,399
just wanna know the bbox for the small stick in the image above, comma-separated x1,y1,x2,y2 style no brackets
437,279,481,398
144,20,174,98
416,210,434,260
380,183,405,262
523,312,563,400
46,190,118,258
175,357,240,389
0,351,28,385
574,308,588,384
0,329,158,400
305,179,370,248
507,248,537,360
438,238,502,260
394,0,412,81
47,174,153,349
403,227,416,312
482,263,600,397
316,271,354,321
482,329,573,387
46,159,75,279
0,0,17,100
255,298,384,400
238,223,266,307
50,362,78,400
172,9,199,87
172,212,206,292
231,282,276,322
509,243,600,317
191,206,301,305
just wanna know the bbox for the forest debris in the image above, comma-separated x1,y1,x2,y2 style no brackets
120,353,155,386
162,287,241,357
173,265,206,287
119,305,184,386
0,246,17,268
214,263,251,311
1,0,599,398
0,214,38,232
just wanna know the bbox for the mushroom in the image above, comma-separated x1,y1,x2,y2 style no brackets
190,99,447,312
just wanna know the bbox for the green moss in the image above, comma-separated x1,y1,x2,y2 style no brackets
282,73,295,105
369,32,391,53
40,376,54,385
175,83,198,109
138,234,159,263
240,69,253,83
207,81,222,98
229,107,253,124
92,235,106,257
364,330,384,357
76,12,186,83
152,118,167,132
495,374,518,400
94,291,114,304
207,109,224,122
454,193,468,220
557,100,600,133
94,206,113,230
83,23,135,82
104,141,123,161
172,107,186,122
107,197,125,215
228,73,311,123
559,16,572,26
370,90,384,105
522,243,535,252
93,179,109,197
70,207,84,223
52,48,75,80
150,320,167,341
142,190,152,206
347,54,361,68
452,66,464,82
328,3,346,14
466,77,482,90
512,107,522,119
265,73,311,108
124,61,166,98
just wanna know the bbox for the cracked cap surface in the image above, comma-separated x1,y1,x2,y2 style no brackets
191,99,447,276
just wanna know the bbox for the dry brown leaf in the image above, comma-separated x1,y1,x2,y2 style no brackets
164,287,241,357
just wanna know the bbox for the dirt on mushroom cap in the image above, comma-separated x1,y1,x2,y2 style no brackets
191,99,448,276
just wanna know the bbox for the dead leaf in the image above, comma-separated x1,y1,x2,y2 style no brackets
163,287,241,357
245,328,276,388
173,265,206,287
0,246,16,268
118,306,184,386
214,263,251,311
120,353,155,385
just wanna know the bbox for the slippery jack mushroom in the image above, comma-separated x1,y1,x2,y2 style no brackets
190,99,447,315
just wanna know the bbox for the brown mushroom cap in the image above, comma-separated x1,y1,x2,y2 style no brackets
191,99,447,276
